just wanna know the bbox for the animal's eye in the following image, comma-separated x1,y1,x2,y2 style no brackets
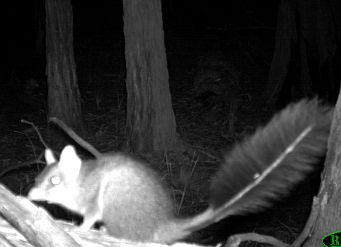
50,175,61,185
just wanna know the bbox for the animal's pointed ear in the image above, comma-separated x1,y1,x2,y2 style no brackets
45,149,56,165
58,145,82,179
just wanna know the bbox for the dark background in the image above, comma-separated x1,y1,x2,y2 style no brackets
0,0,336,245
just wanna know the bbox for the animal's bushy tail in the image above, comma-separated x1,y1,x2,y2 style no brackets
184,98,332,234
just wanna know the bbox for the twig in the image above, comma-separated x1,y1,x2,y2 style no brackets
225,232,289,247
49,117,101,158
13,130,38,162
177,152,199,214
21,119,49,149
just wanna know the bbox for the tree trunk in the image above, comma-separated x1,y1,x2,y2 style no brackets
297,0,337,102
267,0,338,107
266,0,296,107
122,0,177,153
45,0,84,134
302,97,341,246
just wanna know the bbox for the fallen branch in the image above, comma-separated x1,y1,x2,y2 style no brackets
0,184,293,247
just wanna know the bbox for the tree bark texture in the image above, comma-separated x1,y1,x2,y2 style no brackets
300,98,340,246
266,0,337,106
45,0,84,134
266,0,296,106
123,0,177,153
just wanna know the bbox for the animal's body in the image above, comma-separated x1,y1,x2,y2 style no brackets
28,99,332,243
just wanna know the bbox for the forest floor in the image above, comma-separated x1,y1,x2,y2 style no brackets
0,28,322,245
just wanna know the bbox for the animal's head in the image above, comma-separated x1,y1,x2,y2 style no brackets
28,145,84,213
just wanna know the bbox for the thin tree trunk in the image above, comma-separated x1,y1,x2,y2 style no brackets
266,0,296,106
45,0,84,134
123,0,177,153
